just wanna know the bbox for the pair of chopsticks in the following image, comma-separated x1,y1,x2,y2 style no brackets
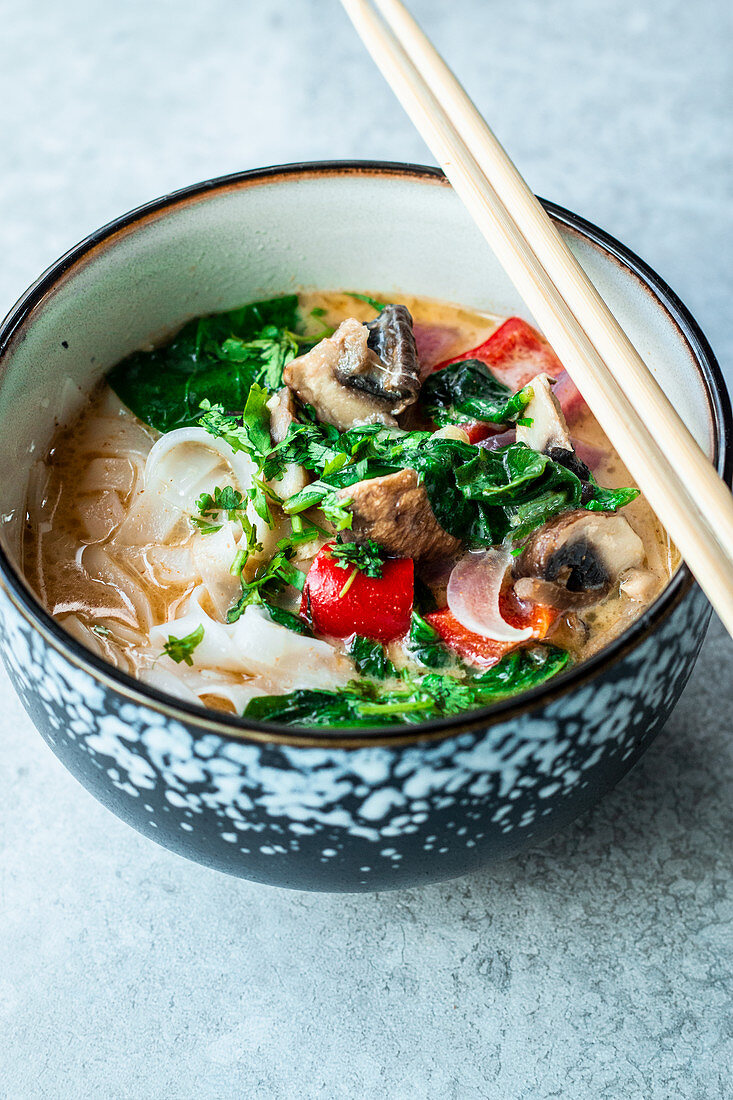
340,0,733,638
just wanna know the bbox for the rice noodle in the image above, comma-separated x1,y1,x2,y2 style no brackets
148,586,354,691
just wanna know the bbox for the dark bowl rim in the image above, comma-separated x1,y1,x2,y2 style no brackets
0,159,730,749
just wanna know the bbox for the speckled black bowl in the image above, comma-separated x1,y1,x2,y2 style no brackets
0,163,729,891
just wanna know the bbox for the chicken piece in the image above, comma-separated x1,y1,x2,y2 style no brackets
336,468,461,561
283,318,398,431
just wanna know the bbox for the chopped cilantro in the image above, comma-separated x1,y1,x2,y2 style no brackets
227,547,306,624
329,536,385,578
163,624,204,667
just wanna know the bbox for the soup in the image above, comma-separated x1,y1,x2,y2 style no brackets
23,291,677,726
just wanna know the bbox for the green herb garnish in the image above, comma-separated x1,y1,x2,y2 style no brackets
262,602,312,636
346,292,387,312
329,536,385,578
162,624,205,667
226,547,306,624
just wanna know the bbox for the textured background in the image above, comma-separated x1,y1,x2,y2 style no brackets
0,1,731,1097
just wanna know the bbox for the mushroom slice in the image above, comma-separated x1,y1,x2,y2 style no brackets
516,373,573,454
515,509,645,607
283,318,398,431
619,567,662,603
350,304,421,412
336,468,461,561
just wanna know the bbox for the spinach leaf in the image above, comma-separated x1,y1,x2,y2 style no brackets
262,602,312,636
271,415,636,549
347,636,399,679
422,359,532,426
455,442,583,541
471,644,571,699
407,611,452,668
109,295,300,433
584,483,640,512
242,644,571,727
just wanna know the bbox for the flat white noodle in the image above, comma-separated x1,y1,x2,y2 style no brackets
190,521,243,619
113,426,280,555
144,544,198,586
79,490,126,543
79,457,137,497
80,543,155,631
148,585,353,691
140,664,263,713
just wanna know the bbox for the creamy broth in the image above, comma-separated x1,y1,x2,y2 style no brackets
22,292,678,723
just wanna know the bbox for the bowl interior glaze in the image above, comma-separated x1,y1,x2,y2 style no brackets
0,162,727,740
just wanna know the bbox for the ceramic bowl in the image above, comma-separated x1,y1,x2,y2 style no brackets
0,162,729,891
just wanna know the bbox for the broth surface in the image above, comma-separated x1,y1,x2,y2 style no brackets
23,291,678,719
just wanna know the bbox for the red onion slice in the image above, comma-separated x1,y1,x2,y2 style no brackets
447,548,533,642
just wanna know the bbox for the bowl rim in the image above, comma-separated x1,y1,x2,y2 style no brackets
0,159,730,749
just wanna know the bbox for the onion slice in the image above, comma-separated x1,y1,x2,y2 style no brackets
447,548,533,642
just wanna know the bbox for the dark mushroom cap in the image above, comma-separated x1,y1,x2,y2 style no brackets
514,509,645,608
335,304,421,413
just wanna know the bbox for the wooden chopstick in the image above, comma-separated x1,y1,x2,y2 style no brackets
340,0,733,638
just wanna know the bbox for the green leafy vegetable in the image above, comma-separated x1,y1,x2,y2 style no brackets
347,636,399,679
227,547,306,624
470,645,571,698
262,602,312,636
267,415,636,548
584,482,640,512
109,295,301,433
197,485,245,518
407,611,451,668
190,517,223,535
329,536,385,578
163,624,205,666
243,644,571,726
216,325,299,391
422,359,533,427
346,292,387,311
198,383,271,461
193,484,261,558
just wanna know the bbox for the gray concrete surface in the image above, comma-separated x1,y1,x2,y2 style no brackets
0,1,731,1097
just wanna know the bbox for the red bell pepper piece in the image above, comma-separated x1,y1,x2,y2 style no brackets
432,316,564,391
302,544,414,643
551,369,589,426
462,422,495,445
425,591,558,669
